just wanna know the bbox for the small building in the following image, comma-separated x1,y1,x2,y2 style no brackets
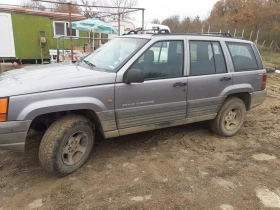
0,6,87,63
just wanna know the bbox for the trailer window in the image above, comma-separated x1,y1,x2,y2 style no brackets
53,21,79,37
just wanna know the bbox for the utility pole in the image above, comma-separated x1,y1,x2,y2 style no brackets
68,3,73,62
118,13,121,36
142,9,145,31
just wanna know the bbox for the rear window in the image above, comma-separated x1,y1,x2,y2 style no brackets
226,42,259,72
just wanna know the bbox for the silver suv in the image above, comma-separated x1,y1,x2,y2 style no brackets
0,32,267,175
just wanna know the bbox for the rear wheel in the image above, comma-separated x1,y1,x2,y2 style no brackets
210,97,246,137
39,115,94,175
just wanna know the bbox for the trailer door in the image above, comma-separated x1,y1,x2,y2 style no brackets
0,13,15,58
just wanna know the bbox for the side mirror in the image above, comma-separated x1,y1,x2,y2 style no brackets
123,68,145,84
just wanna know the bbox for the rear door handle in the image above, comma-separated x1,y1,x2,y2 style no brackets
220,77,231,81
173,82,187,87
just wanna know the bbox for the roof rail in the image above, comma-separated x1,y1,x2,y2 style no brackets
124,27,170,35
124,30,244,40
200,32,232,37
154,32,233,37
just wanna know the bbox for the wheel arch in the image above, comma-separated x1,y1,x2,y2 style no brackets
224,92,252,111
29,109,104,134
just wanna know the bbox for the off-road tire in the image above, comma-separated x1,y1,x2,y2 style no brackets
39,115,94,175
210,97,246,137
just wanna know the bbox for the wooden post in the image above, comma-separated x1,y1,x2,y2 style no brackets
276,43,280,51
261,40,266,51
201,25,204,33
255,30,260,45
234,29,236,37
68,3,73,62
249,31,253,41
208,25,210,34
268,40,274,51
241,29,244,38
90,32,93,52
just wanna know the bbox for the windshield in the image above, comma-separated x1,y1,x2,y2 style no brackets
81,38,148,72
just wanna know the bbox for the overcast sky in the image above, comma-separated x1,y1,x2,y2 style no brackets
0,0,218,22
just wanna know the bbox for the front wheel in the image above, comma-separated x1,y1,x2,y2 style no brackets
39,115,94,175
210,97,246,137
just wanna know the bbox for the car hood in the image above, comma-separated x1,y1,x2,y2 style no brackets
0,63,116,97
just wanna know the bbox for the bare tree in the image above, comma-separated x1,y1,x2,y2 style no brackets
21,1,46,11
50,0,81,13
151,18,160,24
98,0,138,20
162,15,180,32
80,0,99,18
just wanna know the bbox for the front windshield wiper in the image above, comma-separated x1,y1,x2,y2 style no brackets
83,60,96,69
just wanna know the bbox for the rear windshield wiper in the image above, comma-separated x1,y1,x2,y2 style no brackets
83,60,96,69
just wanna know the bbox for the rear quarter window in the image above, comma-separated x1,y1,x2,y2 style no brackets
226,42,259,72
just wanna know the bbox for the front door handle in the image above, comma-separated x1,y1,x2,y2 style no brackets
220,77,231,81
173,82,187,87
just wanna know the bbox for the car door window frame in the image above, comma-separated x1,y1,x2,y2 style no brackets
188,40,228,76
127,40,185,81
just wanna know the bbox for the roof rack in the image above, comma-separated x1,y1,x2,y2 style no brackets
124,30,244,40
124,27,170,35
200,32,232,37
154,32,244,39
154,32,233,37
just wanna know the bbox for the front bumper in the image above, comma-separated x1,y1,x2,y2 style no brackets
0,120,31,152
250,90,267,109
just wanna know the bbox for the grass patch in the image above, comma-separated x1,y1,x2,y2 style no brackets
261,51,280,68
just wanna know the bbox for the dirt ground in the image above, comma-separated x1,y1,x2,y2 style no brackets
0,74,280,210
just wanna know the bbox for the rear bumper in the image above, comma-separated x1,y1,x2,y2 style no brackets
250,90,267,109
0,121,31,152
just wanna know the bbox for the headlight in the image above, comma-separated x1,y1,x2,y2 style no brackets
0,98,8,122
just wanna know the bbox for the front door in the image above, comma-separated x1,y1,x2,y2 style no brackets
187,40,234,119
115,40,187,134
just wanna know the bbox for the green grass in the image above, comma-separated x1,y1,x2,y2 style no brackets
261,51,280,68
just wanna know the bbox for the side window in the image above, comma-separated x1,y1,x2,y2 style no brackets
226,42,259,71
132,41,184,80
190,41,227,76
190,41,215,76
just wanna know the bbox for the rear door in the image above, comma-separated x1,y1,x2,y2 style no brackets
0,13,15,58
186,40,233,119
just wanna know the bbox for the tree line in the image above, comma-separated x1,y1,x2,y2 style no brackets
153,0,280,49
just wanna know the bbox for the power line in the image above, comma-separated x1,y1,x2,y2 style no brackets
32,0,145,10
0,3,117,14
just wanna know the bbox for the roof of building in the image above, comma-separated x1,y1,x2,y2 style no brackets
0,6,86,21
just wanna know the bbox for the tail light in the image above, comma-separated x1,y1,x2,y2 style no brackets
261,73,267,90
0,98,8,122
